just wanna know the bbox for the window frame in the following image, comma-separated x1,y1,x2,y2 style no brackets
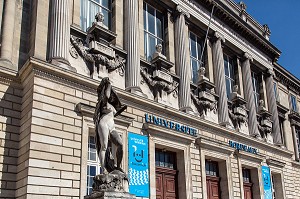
86,134,102,195
223,54,235,99
80,0,112,32
143,2,165,61
290,94,298,112
205,160,219,177
251,71,260,108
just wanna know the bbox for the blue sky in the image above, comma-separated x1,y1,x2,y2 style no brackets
234,0,300,79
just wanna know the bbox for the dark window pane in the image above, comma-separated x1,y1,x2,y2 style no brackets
197,41,202,60
101,0,110,9
190,36,197,58
147,6,155,35
90,165,96,176
147,35,156,60
226,78,231,98
224,61,229,76
156,11,163,39
102,9,110,28
143,4,147,30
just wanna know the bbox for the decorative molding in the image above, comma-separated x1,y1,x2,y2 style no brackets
266,158,286,168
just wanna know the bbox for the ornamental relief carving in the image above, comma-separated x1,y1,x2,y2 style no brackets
140,67,178,99
70,36,125,77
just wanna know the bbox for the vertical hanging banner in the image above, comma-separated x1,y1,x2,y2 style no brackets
262,165,272,199
128,132,149,197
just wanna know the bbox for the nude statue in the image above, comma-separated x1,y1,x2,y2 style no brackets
93,77,127,174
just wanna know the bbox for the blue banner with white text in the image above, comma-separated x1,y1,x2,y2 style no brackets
128,132,149,197
262,165,272,199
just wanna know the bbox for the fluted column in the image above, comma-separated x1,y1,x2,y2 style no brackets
0,0,16,70
241,53,260,137
174,6,192,112
125,0,142,94
49,0,72,69
265,69,283,145
212,32,230,126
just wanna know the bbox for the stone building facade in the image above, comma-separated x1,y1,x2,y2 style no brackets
0,0,299,199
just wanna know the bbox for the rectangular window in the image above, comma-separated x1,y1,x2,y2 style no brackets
251,71,260,108
224,54,235,98
290,94,298,112
144,3,164,61
189,32,204,83
242,168,251,183
205,160,218,177
86,135,102,195
155,150,175,169
80,0,112,31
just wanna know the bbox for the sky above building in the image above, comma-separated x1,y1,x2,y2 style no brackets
234,0,300,80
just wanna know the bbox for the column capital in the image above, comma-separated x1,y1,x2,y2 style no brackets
176,5,190,18
266,68,275,77
213,31,225,43
243,52,253,62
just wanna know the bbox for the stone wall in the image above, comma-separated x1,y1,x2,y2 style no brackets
0,69,21,198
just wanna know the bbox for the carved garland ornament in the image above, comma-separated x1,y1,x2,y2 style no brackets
191,92,217,116
70,36,125,76
140,67,178,98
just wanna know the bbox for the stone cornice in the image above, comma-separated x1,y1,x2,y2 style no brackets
0,65,20,85
266,158,286,168
179,0,280,61
274,62,300,94
19,57,294,158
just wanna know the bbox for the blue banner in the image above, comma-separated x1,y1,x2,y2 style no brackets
262,165,272,199
128,132,149,197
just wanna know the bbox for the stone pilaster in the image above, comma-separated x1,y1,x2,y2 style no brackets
266,69,283,145
241,53,260,137
125,0,142,94
212,32,230,126
174,5,192,112
49,0,74,70
0,0,16,70
292,125,300,161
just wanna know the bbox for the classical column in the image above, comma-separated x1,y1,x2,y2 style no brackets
241,53,260,137
0,0,16,70
124,0,142,94
292,125,300,161
265,69,283,145
49,0,73,70
212,32,230,126
174,5,192,112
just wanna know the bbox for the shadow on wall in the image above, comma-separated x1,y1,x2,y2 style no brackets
0,80,22,198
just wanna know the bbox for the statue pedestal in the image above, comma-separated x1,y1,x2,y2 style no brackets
85,191,136,199
85,170,136,199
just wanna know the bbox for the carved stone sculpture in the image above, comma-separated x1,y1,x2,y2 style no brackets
70,36,125,77
140,67,178,99
88,77,136,198
257,99,273,143
228,85,248,132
